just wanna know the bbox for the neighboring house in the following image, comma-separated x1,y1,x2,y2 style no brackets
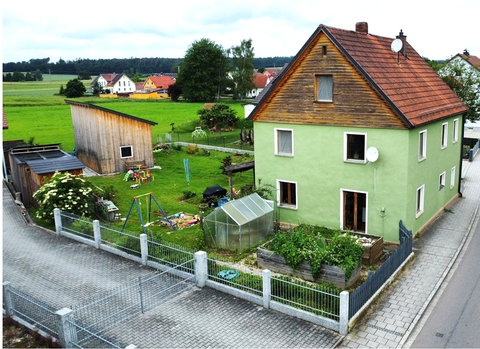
143,75,176,90
263,68,282,77
8,144,85,207
91,73,135,94
246,75,274,99
244,76,277,118
66,100,157,174
135,82,145,91
248,22,468,243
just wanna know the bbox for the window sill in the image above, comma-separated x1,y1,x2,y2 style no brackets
418,157,426,162
416,210,424,218
314,100,333,104
450,185,455,190
439,185,445,191
278,204,297,210
441,146,447,150
344,159,366,164
275,153,294,158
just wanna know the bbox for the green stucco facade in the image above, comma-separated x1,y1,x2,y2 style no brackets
254,116,462,242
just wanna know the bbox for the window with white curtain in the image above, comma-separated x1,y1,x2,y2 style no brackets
315,75,333,102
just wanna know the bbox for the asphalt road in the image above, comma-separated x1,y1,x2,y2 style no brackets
411,215,480,348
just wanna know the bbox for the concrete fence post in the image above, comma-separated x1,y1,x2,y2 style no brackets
55,308,78,348
3,282,14,317
140,234,148,266
262,269,271,309
194,251,208,287
54,208,62,236
339,290,350,336
93,220,101,249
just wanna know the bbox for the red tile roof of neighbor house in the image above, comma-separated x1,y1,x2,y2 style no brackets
147,75,175,89
253,75,269,88
455,53,480,70
324,25,469,127
254,24,468,128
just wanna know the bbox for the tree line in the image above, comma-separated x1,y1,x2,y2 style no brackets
3,56,293,75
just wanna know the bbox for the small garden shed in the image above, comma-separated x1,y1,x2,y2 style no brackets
204,193,274,251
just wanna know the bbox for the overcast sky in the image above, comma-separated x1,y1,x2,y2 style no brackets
2,0,479,64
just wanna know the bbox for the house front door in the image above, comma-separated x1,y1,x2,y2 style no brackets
343,191,367,232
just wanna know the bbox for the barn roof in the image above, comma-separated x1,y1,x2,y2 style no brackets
65,100,158,125
250,24,468,127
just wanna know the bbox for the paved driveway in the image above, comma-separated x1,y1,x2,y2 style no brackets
3,186,340,348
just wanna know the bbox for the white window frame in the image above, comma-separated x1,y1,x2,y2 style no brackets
419,130,427,161
274,128,294,157
439,171,446,190
451,166,456,189
441,122,448,149
315,75,333,102
453,119,459,143
120,145,134,159
340,189,369,234
344,132,367,164
416,185,425,218
277,179,298,210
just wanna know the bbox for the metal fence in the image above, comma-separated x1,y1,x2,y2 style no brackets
100,224,142,257
60,212,95,241
271,276,341,320
70,262,195,348
6,285,59,337
349,220,413,319
148,239,195,273
206,257,263,296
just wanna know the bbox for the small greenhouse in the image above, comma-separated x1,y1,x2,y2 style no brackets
204,193,274,251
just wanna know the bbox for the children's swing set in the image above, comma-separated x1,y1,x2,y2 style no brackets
121,192,176,234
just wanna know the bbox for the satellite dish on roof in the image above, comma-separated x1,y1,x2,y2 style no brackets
366,147,379,163
391,39,403,53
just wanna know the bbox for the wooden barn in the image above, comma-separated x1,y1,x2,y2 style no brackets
66,100,158,174
9,144,85,207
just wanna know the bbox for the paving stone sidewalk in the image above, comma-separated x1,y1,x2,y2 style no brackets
339,156,480,348
2,184,340,348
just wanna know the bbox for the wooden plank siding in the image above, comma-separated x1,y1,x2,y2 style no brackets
252,32,408,130
70,105,154,174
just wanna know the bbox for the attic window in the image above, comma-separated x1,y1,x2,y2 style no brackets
315,75,333,102
322,45,327,56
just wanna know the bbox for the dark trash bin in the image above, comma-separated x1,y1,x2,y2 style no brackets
203,185,227,206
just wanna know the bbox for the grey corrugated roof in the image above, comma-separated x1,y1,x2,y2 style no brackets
27,156,85,175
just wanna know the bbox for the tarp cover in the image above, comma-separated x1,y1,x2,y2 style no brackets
203,185,227,199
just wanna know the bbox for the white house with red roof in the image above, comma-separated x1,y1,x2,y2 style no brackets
91,73,135,94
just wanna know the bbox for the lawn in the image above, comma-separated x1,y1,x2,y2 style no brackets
3,78,256,250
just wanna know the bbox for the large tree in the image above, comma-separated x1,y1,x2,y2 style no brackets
64,78,86,98
197,103,238,137
176,38,230,102
438,56,480,121
230,39,256,99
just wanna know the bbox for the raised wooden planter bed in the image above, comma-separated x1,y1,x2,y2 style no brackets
257,245,361,289
347,233,384,265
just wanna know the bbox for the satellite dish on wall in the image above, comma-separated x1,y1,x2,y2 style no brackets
391,39,403,53
366,147,379,163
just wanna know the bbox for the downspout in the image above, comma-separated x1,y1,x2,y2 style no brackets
458,112,467,196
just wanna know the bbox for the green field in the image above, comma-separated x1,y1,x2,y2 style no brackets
3,78,248,152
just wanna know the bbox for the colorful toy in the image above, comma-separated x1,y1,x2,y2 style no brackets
125,166,154,185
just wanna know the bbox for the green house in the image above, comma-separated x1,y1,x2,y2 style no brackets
249,23,469,242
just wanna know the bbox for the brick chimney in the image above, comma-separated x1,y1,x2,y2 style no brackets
396,29,407,58
355,22,368,34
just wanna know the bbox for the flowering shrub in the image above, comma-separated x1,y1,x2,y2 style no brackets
33,172,95,222
186,144,199,154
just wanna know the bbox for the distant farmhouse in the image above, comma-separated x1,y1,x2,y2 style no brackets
91,73,135,95
66,100,157,174
249,22,468,243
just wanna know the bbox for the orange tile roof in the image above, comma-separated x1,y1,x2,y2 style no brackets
323,25,468,126
147,75,175,89
454,53,480,70
253,75,269,88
